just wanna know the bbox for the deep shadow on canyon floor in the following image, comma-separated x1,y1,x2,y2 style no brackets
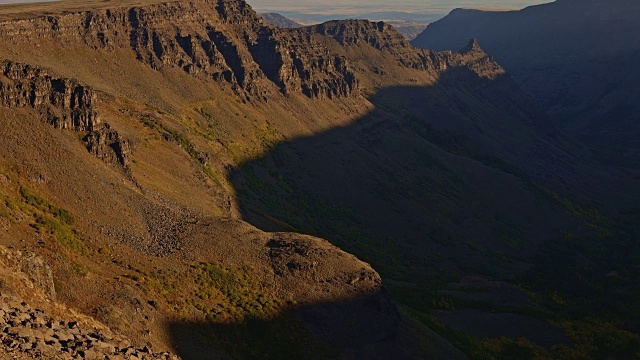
167,64,640,358
168,290,466,360
226,67,640,354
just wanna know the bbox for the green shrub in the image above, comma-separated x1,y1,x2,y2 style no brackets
0,207,11,221
20,187,74,225
33,214,85,254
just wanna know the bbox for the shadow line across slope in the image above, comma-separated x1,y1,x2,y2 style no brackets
222,66,609,353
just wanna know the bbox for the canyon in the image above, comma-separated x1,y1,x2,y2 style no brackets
0,0,638,359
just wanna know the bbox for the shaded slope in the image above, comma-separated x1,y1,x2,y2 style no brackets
412,0,640,167
229,76,640,359
228,24,640,357
167,290,469,360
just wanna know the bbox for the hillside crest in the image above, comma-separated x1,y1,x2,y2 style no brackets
0,0,506,100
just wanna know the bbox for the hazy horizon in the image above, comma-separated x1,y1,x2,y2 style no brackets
0,0,552,7
0,0,553,20
248,0,552,25
248,0,552,14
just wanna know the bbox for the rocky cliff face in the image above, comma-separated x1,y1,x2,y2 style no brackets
0,0,361,99
84,125,133,167
302,20,505,79
318,19,431,71
0,60,131,167
0,1,504,102
312,20,409,51
0,61,99,131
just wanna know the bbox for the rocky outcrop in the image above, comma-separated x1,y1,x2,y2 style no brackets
0,60,132,167
0,292,179,359
303,20,461,73
312,20,409,51
266,233,381,298
449,39,506,80
0,0,360,99
84,125,133,168
0,1,508,101
0,61,99,131
0,246,56,300
122,1,360,99
262,234,415,359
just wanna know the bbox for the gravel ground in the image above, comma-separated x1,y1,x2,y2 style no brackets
0,291,180,360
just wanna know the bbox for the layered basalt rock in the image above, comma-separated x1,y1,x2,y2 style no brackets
0,61,99,131
120,1,361,98
0,0,360,99
84,125,133,168
0,1,507,101
0,60,131,167
251,27,359,98
303,19,505,77
311,20,410,51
